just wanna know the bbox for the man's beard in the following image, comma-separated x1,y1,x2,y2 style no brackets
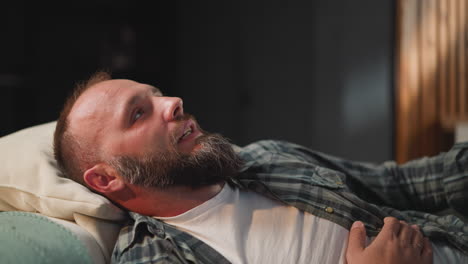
108,119,243,189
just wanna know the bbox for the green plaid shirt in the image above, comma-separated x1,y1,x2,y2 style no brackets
112,140,468,263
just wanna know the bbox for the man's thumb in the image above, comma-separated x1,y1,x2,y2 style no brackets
347,221,367,255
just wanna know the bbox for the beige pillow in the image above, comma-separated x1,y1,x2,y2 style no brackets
0,121,126,262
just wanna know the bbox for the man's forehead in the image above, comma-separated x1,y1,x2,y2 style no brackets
93,79,162,95
71,80,126,120
71,79,159,117
67,79,159,140
86,79,156,97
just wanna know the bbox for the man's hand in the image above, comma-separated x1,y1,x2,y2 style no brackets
346,217,433,264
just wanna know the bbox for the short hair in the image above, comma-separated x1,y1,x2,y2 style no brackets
53,71,112,185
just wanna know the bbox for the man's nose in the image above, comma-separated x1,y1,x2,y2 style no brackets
161,97,184,122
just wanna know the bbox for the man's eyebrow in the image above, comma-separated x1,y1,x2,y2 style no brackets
126,85,161,108
151,86,163,96
121,85,162,124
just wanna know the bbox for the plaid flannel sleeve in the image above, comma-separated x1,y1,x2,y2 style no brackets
281,140,468,217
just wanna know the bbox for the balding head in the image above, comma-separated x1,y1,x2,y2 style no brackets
53,71,112,185
54,72,241,196
54,71,193,187
54,72,167,185
67,78,163,158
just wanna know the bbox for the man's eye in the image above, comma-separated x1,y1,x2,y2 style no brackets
132,109,144,122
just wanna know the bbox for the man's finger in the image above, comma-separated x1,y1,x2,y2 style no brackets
346,221,367,259
411,225,424,254
421,237,433,262
381,217,401,239
398,221,414,245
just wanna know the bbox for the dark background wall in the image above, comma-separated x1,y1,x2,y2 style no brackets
1,0,394,163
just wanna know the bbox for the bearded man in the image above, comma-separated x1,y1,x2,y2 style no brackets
53,71,468,264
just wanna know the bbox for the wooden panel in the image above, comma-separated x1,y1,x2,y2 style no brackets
458,0,467,119
438,0,449,123
448,0,458,120
420,0,439,156
396,0,468,163
396,0,419,163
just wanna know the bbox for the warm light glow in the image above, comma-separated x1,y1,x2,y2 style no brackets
396,0,467,162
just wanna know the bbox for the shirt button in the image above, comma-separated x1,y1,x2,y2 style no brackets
325,207,334,213
155,228,164,236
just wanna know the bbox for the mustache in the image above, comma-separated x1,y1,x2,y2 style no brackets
174,113,194,122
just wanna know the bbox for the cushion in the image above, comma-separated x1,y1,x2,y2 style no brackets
0,121,127,263
0,211,95,264
46,214,106,264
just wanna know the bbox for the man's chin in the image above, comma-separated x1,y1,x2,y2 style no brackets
169,133,243,188
180,134,204,154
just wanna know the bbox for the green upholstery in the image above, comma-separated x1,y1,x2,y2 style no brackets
0,211,93,264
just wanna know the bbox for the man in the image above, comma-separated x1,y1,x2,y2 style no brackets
53,71,467,263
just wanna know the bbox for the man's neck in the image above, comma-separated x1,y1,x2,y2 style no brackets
116,182,226,217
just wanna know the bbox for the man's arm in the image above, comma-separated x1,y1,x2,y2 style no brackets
346,217,433,264
284,140,468,216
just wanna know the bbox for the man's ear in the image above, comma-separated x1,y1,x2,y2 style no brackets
83,163,125,194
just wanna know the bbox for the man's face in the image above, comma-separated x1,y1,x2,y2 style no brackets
69,79,201,159
69,79,241,188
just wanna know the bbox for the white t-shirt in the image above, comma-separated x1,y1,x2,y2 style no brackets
156,184,468,263
156,184,349,264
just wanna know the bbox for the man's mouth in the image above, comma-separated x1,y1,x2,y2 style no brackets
177,120,198,143
179,126,193,141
